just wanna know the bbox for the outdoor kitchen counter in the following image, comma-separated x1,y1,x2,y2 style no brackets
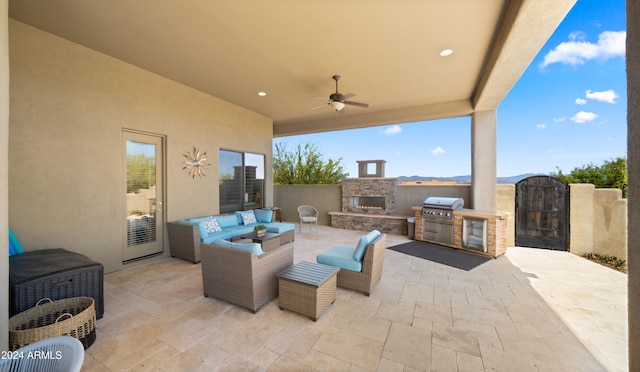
453,209,509,257
454,208,507,219
412,207,509,258
411,206,508,219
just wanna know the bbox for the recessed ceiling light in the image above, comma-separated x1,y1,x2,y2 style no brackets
440,49,453,57
258,91,267,96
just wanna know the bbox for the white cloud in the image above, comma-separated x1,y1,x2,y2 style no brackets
586,89,619,103
536,123,546,129
570,111,598,123
383,125,402,135
575,98,587,105
431,146,445,155
553,117,566,122
540,30,625,68
569,31,587,41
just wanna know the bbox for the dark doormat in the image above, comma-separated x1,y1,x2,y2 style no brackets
388,241,491,271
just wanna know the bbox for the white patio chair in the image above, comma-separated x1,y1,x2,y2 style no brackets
0,336,84,372
297,205,319,232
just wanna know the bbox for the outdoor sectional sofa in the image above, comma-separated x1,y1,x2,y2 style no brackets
167,209,295,263
201,239,294,313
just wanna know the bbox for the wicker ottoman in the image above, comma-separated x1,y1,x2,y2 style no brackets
9,249,104,319
276,261,340,321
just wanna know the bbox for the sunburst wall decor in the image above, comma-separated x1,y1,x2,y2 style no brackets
183,147,210,178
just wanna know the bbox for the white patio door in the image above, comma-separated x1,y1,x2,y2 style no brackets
123,131,164,261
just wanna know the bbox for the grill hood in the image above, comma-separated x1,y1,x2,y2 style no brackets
422,197,464,210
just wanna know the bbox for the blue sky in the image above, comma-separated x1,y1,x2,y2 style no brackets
272,0,626,178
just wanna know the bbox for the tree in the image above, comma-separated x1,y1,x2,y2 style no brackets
273,142,349,184
127,153,156,193
552,157,627,197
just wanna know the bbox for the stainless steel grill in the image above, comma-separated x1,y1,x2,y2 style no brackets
421,197,464,245
422,197,464,220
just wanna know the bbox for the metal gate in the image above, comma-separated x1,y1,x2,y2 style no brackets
515,176,569,250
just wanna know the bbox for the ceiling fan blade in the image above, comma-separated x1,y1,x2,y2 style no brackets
311,102,330,110
342,93,356,100
344,100,369,108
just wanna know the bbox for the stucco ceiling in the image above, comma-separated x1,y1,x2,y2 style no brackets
9,0,576,136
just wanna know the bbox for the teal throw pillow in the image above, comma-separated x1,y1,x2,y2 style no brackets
9,238,16,256
8,228,25,254
254,209,273,223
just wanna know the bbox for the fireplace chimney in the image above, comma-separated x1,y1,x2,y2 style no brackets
357,160,386,178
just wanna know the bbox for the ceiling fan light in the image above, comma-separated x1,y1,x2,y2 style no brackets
331,101,346,111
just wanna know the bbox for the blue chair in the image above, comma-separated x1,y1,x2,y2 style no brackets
316,230,386,296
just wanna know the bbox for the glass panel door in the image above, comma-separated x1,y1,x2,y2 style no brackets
123,132,164,261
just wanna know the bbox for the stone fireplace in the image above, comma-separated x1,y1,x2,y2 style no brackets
330,160,407,234
341,178,397,215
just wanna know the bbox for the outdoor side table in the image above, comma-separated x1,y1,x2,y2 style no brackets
271,207,282,222
276,261,340,321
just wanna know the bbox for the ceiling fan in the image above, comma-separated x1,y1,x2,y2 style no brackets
314,75,369,111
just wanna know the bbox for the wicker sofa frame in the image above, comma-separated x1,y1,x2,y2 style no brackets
336,234,386,296
167,221,294,263
200,241,294,313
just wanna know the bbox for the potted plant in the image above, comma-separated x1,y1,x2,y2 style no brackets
254,224,267,237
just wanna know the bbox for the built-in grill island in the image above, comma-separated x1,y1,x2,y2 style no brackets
421,197,464,246
412,197,508,258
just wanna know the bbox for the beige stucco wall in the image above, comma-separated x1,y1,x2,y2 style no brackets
8,20,273,273
273,183,473,226
496,184,515,246
592,188,627,260
569,184,595,256
273,184,341,225
395,184,472,216
275,182,624,256
1,0,9,352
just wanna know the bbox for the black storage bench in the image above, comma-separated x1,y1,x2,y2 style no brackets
9,248,104,319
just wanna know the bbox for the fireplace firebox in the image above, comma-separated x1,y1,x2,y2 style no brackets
349,196,385,211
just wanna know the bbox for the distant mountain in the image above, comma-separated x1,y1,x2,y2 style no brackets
398,173,546,184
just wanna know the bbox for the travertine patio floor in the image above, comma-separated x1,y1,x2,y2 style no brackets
82,225,628,371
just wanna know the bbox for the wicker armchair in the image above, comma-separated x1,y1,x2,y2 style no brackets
337,234,386,296
201,241,294,313
317,233,386,296
297,205,319,232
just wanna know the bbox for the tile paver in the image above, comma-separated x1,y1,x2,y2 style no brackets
83,224,628,371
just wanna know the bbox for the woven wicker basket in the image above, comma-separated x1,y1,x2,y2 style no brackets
9,297,97,351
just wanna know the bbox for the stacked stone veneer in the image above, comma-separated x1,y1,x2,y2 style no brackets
331,177,408,235
330,213,408,235
341,178,397,215
453,210,507,258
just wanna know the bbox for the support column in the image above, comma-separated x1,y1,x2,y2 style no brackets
627,0,639,369
471,110,497,211
1,0,10,351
